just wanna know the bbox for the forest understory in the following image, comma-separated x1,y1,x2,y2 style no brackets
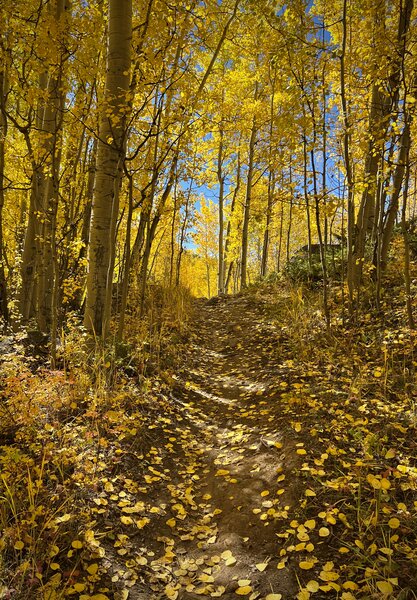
3,0,417,598
1,265,417,600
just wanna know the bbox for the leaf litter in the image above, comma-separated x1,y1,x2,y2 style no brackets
2,287,417,598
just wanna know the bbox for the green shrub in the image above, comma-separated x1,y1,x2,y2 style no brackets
284,246,344,284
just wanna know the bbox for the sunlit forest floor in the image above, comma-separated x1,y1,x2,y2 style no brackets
1,271,417,599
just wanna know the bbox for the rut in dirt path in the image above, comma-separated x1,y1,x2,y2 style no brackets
149,294,302,600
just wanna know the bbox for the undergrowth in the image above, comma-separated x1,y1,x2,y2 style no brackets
247,277,417,599
1,277,417,598
0,284,192,599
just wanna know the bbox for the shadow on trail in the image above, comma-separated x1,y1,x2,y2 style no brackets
161,295,301,599
109,294,302,600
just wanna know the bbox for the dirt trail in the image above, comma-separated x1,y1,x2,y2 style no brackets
120,294,302,600
179,296,300,596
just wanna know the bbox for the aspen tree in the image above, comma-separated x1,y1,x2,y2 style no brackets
217,121,226,294
0,66,8,324
240,99,258,290
261,67,277,279
224,150,241,293
84,0,132,338
38,0,71,334
339,0,355,310
352,0,413,289
16,0,70,331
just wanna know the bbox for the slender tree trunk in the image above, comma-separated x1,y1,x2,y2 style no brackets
261,170,275,278
84,0,132,338
374,168,385,309
138,153,178,313
286,166,293,264
340,0,355,310
19,66,51,322
71,138,97,311
241,116,257,290
380,121,410,270
261,80,276,279
217,125,225,294
322,67,328,249
277,200,284,272
176,180,192,286
35,0,70,334
80,139,97,261
401,147,414,329
0,67,9,325
302,131,312,270
117,173,133,342
352,0,413,287
224,150,240,287
169,179,178,286
352,85,386,281
206,258,211,298
130,208,148,274
38,71,65,331
139,219,153,316
311,149,330,326
225,261,234,293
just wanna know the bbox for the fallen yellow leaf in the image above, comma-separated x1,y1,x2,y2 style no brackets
319,571,339,582
304,519,316,529
136,517,150,529
376,581,393,594
14,541,24,550
299,561,315,570
388,517,400,529
235,586,252,595
86,563,98,575
55,513,71,523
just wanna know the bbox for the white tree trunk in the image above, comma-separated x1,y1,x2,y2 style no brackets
84,0,132,337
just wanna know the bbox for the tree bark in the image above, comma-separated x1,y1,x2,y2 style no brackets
261,169,275,278
0,67,9,325
401,147,414,329
37,0,69,333
176,177,193,286
261,78,276,279
380,121,410,270
340,0,355,310
286,166,293,264
241,116,257,290
302,131,312,270
352,0,413,287
117,173,133,342
84,0,132,338
217,125,225,293
224,150,240,290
